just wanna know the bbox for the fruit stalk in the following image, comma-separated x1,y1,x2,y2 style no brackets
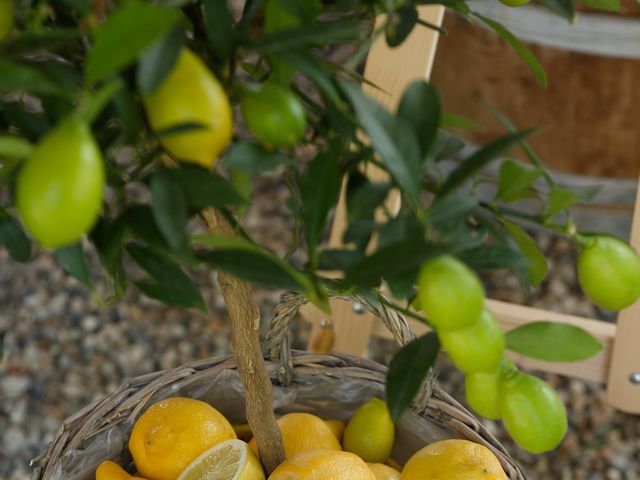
201,208,285,473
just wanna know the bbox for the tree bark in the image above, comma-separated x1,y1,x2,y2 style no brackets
201,208,285,474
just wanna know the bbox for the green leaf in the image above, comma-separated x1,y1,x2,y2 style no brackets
91,216,127,295
429,191,478,229
440,112,482,131
506,321,603,362
280,52,340,102
113,83,144,143
385,4,418,47
230,170,252,217
496,159,542,202
127,244,206,311
0,216,31,262
346,239,450,287
458,245,529,273
137,26,183,95
123,206,169,250
397,81,441,159
194,235,312,290
253,21,365,54
151,168,189,251
223,141,294,173
302,146,342,258
317,249,364,271
173,164,246,211
277,0,319,24
203,0,234,63
0,135,32,159
429,130,466,163
386,332,440,421
0,59,67,96
439,130,533,197
540,0,575,20
503,221,547,286
86,3,180,84
579,0,620,11
339,80,422,199
546,186,576,219
346,174,390,222
473,14,547,88
56,244,93,289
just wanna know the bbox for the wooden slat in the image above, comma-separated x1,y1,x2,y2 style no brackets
606,176,640,413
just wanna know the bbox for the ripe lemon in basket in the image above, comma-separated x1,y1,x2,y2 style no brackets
400,439,508,480
96,461,146,479
177,439,265,480
343,398,395,463
129,397,236,480
324,419,346,442
268,449,375,480
367,463,400,480
249,413,341,458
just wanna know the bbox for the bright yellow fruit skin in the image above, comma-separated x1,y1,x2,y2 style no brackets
95,461,146,480
17,118,105,249
268,449,376,480
324,419,346,442
249,413,341,459
144,48,233,169
367,463,400,480
343,398,395,463
400,439,508,480
128,397,236,480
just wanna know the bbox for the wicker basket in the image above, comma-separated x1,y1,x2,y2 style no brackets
31,292,527,479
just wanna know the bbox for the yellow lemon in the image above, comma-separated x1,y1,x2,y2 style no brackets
144,48,233,169
400,439,508,480
95,461,146,480
367,463,400,480
268,449,375,480
249,413,341,459
177,439,265,480
324,419,346,442
343,398,395,463
129,397,236,480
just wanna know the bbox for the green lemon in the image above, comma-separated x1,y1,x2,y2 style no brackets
577,235,640,310
343,398,395,463
417,255,485,331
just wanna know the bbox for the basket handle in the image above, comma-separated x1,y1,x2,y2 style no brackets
263,290,423,385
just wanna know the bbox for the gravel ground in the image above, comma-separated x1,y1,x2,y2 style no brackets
1,178,639,479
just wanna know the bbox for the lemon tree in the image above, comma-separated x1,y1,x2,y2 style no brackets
0,0,626,465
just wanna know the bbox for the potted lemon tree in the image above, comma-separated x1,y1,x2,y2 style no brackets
0,0,635,479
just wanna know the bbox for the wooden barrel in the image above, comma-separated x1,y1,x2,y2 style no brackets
431,2,640,179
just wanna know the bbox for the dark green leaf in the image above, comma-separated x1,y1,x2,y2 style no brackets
346,174,390,222
506,321,603,362
127,244,206,311
473,14,547,87
346,239,450,287
343,219,378,250
172,164,246,211
386,5,418,47
458,244,529,272
113,83,143,143
377,215,423,250
503,221,547,286
230,170,252,217
194,235,311,290
386,269,418,298
429,191,478,228
59,0,91,16
439,130,534,197
56,244,92,289
386,332,440,421
123,206,169,250
302,146,342,257
223,141,294,173
317,249,364,271
0,59,67,96
397,81,441,159
340,80,421,198
137,27,183,95
151,121,207,140
86,3,180,84
280,52,340,102
579,0,619,11
203,0,234,62
277,0,319,24
496,159,542,202
0,216,31,262
429,130,466,163
151,168,189,251
91,216,127,295
541,0,575,20
254,21,366,54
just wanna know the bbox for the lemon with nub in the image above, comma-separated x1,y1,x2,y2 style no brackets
400,439,508,480
177,439,265,480
268,449,375,480
343,398,395,463
249,413,341,459
367,463,400,480
324,419,346,442
96,461,146,480
129,397,236,480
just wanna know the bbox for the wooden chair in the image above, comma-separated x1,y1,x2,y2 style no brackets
298,5,640,414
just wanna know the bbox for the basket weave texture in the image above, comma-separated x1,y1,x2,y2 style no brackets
31,292,527,479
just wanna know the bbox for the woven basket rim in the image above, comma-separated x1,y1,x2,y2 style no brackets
30,350,526,480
